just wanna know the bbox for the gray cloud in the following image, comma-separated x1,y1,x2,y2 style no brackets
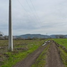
0,0,67,35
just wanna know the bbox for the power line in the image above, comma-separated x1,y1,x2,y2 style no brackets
25,0,39,21
17,0,27,12
16,0,34,20
29,0,39,18
25,0,42,24
16,0,41,24
29,0,42,23
17,0,40,24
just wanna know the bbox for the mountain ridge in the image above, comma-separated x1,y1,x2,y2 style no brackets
14,34,67,39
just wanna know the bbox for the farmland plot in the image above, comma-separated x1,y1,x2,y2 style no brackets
0,40,45,67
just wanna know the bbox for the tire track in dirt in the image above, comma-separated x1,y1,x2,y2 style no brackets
13,42,49,67
45,40,65,67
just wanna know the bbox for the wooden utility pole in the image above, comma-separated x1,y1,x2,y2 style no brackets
9,0,13,51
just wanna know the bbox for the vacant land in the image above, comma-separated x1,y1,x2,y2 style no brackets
0,40,45,67
13,42,49,67
0,39,67,67
13,40,65,67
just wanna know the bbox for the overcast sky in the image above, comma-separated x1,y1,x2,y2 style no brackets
0,0,67,35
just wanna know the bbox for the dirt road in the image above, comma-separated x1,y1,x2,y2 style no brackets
45,41,64,67
13,43,48,67
13,40,65,67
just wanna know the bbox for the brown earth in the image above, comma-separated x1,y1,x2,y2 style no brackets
13,40,65,67
13,42,48,67
45,41,65,67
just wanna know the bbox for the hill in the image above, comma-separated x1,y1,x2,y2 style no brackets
14,34,67,39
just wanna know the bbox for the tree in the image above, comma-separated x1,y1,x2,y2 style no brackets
0,31,3,36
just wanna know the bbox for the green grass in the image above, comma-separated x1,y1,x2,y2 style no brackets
31,44,50,67
59,47,67,67
0,40,45,67
53,39,67,67
53,39,67,48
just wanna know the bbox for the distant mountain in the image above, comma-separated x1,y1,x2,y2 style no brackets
65,35,67,38
14,34,67,39
50,35,67,38
20,34,50,39
14,34,50,39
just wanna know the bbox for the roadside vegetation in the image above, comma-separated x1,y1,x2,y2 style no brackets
31,43,50,67
59,47,67,67
54,39,67,48
54,39,67,67
0,40,45,67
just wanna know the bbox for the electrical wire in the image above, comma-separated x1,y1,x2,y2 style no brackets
16,0,41,24
25,0,39,21
16,0,34,21
29,0,42,23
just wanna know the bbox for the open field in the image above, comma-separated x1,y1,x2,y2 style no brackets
54,39,67,48
0,39,67,67
13,40,65,67
0,40,45,67
13,41,49,67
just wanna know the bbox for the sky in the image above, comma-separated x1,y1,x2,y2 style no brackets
0,0,67,35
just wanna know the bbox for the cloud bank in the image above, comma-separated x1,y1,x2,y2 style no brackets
0,0,67,35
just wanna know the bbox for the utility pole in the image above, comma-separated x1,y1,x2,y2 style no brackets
9,0,13,51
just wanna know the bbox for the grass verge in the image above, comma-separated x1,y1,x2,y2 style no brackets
53,39,67,67
59,47,67,67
